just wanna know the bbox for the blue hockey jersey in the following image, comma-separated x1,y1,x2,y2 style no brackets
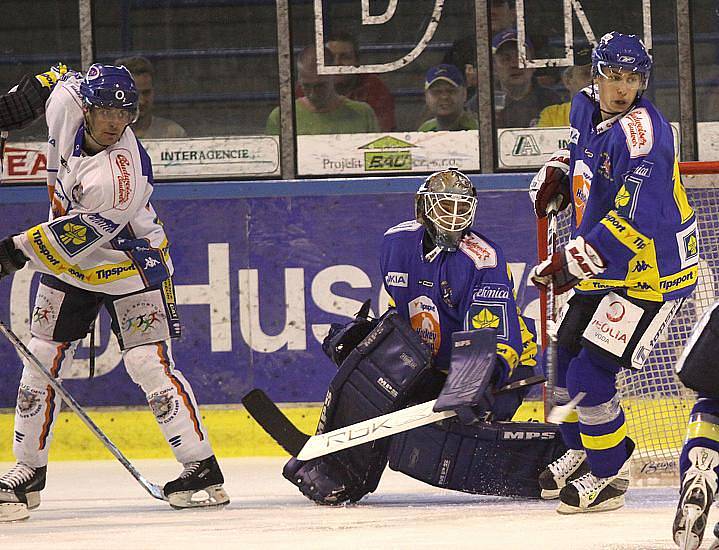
567,87,697,302
380,220,536,383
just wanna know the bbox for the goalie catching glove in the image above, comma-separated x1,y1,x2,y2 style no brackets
531,236,606,294
529,149,571,218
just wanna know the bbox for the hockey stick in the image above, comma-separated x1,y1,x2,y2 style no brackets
543,198,561,418
242,374,546,460
0,321,167,502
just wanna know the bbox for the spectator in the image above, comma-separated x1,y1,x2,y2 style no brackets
418,64,478,131
266,46,379,135
538,46,593,127
114,56,187,139
492,29,562,128
296,32,395,131
442,1,517,108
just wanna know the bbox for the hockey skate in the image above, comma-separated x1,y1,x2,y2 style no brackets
672,447,718,550
163,455,230,509
557,439,634,514
0,463,46,522
539,448,589,499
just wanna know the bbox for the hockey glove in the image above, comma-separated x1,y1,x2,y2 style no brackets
529,149,571,218
34,63,69,91
0,236,28,279
531,236,605,294
434,329,499,425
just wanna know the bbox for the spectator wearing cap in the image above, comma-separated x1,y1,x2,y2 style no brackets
295,32,396,131
537,46,594,127
266,46,379,135
492,29,562,128
418,64,478,132
114,56,187,139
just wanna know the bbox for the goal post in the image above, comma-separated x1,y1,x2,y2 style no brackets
535,160,719,479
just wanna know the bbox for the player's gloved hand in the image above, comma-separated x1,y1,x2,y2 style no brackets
0,236,28,279
531,236,605,294
34,63,69,90
529,149,571,218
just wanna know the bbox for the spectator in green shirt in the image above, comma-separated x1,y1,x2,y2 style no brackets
418,64,478,132
266,46,379,135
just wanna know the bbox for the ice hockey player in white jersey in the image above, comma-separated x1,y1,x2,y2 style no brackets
673,304,719,549
0,64,228,521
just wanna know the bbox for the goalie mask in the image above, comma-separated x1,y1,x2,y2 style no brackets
416,168,477,253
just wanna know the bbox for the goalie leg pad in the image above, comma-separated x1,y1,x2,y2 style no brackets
388,419,567,498
286,310,435,504
677,303,719,398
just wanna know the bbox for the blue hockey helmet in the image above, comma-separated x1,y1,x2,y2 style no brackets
592,32,652,87
416,167,477,253
80,63,139,115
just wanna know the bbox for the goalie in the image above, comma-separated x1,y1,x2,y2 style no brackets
282,167,567,505
529,32,697,514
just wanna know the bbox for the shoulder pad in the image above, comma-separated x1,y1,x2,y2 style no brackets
619,107,654,158
459,233,498,271
384,220,422,236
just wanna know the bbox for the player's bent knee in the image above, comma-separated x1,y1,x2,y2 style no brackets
19,337,78,386
566,349,620,405
123,343,172,391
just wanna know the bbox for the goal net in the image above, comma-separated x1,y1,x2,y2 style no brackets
537,161,719,480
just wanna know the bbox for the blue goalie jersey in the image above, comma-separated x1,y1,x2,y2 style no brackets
567,87,698,302
379,220,537,383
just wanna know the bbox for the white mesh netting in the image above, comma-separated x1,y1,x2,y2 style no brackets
547,167,719,477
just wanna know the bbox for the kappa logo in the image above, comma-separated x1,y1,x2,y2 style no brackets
144,257,161,269
632,260,653,273
385,271,408,287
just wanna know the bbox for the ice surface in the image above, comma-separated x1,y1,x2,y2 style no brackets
0,458,700,550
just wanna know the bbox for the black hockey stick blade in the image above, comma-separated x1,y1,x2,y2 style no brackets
493,374,546,395
242,389,310,457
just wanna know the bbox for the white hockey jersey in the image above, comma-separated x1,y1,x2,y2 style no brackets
12,73,173,295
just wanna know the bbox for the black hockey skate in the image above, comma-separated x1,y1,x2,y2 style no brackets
557,438,634,514
163,455,229,509
539,448,589,499
672,447,718,550
0,463,46,522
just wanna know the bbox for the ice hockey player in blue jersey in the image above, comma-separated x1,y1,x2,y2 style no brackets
529,32,697,514
282,168,567,505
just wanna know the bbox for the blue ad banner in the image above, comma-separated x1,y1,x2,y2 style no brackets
0,177,539,407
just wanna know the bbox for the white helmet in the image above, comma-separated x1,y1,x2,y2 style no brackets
415,167,477,252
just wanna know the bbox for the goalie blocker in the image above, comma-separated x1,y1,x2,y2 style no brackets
284,310,564,504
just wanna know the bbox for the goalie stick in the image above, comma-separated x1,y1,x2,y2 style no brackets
242,374,546,460
0,321,167,502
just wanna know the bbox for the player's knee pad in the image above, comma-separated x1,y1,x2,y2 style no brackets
566,348,620,405
19,337,78,388
388,419,567,498
677,304,719,398
287,310,435,504
123,342,174,394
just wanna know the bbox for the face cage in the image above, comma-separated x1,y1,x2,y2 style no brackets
421,192,477,249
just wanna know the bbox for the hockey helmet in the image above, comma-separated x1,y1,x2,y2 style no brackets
80,64,139,120
592,32,652,89
416,167,477,252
